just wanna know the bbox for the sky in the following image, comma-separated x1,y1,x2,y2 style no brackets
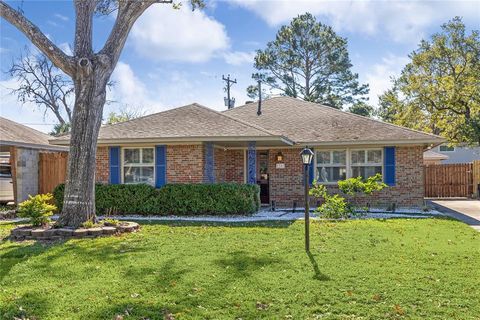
0,0,479,133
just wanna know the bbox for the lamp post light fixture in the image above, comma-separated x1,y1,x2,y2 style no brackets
300,146,314,251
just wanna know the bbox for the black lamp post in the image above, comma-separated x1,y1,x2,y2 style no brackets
300,146,314,251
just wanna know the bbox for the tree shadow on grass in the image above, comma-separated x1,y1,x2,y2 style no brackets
214,250,283,278
307,251,330,281
0,233,150,283
86,252,287,319
0,290,51,319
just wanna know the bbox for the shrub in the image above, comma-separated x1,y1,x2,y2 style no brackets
18,193,56,226
338,173,387,196
53,183,260,216
316,194,350,219
81,220,100,229
103,218,120,226
310,174,388,219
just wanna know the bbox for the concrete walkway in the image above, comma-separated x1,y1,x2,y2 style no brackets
429,200,480,231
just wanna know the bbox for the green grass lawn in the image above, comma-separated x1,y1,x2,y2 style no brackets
1,218,479,320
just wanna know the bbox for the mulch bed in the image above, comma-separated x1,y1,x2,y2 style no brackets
9,222,140,241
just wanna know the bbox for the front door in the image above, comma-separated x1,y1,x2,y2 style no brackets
257,151,270,204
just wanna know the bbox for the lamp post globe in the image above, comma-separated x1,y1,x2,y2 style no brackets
301,147,314,165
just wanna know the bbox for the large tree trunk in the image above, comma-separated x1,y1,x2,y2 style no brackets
57,58,111,228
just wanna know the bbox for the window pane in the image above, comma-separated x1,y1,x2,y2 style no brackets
124,166,154,185
317,151,330,164
142,148,154,164
367,150,382,164
0,165,12,177
332,167,347,181
332,150,346,165
317,166,346,182
352,166,382,179
124,149,140,164
351,150,365,164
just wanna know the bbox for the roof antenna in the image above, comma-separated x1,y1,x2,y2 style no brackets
257,80,262,116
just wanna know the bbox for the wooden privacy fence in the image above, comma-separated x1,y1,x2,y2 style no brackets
424,163,473,198
39,152,68,194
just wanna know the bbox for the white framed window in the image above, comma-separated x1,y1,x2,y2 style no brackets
315,150,347,183
315,148,383,183
122,147,155,185
439,145,455,152
350,149,383,179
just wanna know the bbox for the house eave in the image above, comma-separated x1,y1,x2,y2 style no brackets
0,140,69,152
297,138,446,148
50,135,295,147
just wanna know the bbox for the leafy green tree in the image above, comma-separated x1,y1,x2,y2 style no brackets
105,105,145,125
378,17,480,144
348,102,374,117
247,13,369,109
50,123,71,136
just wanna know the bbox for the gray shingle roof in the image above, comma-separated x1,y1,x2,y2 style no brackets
50,97,444,146
424,150,449,160
52,103,289,144
224,96,444,145
0,116,65,150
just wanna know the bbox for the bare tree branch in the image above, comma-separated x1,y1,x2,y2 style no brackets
0,0,75,76
8,51,74,126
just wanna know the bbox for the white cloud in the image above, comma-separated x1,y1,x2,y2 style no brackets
54,13,69,21
58,42,73,55
364,54,410,106
231,0,480,43
47,20,59,27
108,62,164,113
130,5,229,62
223,51,256,66
0,78,57,133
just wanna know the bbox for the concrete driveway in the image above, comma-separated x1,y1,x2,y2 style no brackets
429,200,480,231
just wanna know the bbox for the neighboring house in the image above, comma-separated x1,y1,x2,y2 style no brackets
50,97,444,208
423,150,449,165
425,143,480,164
0,117,67,204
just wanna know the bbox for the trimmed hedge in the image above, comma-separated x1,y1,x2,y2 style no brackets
53,183,260,216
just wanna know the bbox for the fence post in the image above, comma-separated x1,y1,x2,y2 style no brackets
473,160,480,199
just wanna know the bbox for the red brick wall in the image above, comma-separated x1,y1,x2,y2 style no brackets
224,149,245,183
96,147,109,183
269,148,304,206
166,145,205,183
267,146,425,208
214,147,226,183
95,144,424,208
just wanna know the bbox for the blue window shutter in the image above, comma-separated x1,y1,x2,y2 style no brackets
309,148,315,185
155,145,166,188
384,146,396,186
247,141,256,184
109,146,120,184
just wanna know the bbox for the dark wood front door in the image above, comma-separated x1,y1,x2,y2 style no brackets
257,151,269,204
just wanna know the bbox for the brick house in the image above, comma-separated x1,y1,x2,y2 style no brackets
51,97,444,208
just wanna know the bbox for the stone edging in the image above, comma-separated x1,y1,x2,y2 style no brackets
10,222,140,241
